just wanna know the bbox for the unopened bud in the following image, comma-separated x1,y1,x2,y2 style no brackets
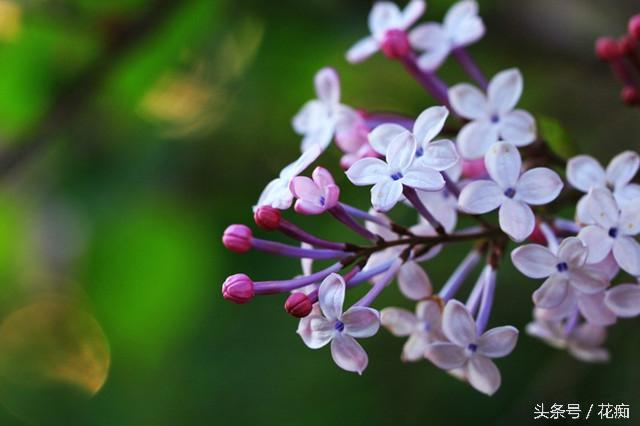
254,206,281,230
285,292,313,318
618,35,636,56
381,29,411,59
595,37,620,61
621,86,640,105
222,273,255,304
629,14,640,41
222,224,252,253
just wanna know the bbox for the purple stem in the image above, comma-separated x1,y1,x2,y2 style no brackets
475,266,496,335
353,259,403,307
363,113,414,130
439,250,481,300
399,53,450,107
339,203,390,228
329,204,377,241
403,186,446,235
254,263,343,294
465,271,486,317
278,219,346,250
306,266,363,304
348,259,396,285
539,222,559,254
252,238,347,260
553,218,580,234
452,47,488,89
442,172,461,198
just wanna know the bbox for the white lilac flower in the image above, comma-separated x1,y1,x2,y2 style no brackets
292,68,359,153
449,69,536,159
526,312,609,363
299,273,380,374
578,187,640,276
458,142,563,241
605,283,640,318
255,145,322,210
346,0,426,63
409,0,485,71
425,300,518,396
381,299,445,362
346,122,450,211
511,237,610,317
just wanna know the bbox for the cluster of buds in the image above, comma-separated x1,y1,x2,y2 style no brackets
596,14,640,106
221,1,640,396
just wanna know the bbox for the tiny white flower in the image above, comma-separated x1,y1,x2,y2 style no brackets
425,300,518,396
381,299,445,362
346,0,426,63
458,142,563,241
299,273,380,374
578,187,640,276
449,69,536,159
409,0,485,71
293,68,359,153
255,145,322,210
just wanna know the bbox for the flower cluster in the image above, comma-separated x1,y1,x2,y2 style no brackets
221,1,640,396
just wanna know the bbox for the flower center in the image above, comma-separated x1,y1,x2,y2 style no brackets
467,343,478,353
319,195,326,206
504,187,516,198
391,172,404,181
608,227,618,238
556,262,568,273
490,114,500,124
423,322,431,333
334,320,345,332
415,147,424,158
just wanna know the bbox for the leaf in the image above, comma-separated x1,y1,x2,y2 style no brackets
537,115,578,160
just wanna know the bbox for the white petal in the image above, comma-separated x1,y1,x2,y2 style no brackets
569,267,609,294
467,356,501,396
387,132,416,171
420,139,459,171
371,180,404,212
402,333,430,362
568,346,610,363
575,194,595,225
515,167,563,205
533,275,568,309
369,124,408,156
380,307,418,336
605,284,640,317
280,145,323,180
619,200,640,236
498,110,536,147
397,262,432,300
442,300,477,347
409,23,446,50
477,326,518,358
413,106,449,145
606,150,639,190
425,342,467,369
401,0,426,29
402,167,445,191
306,316,335,349
488,68,522,114
613,236,640,276
458,180,503,214
369,2,403,39
314,67,340,106
577,225,613,264
585,187,620,229
557,236,588,267
444,0,484,46
448,83,488,120
346,158,389,185
416,48,450,72
331,334,368,374
510,244,557,278
292,100,327,134
615,183,640,207
300,125,334,153
346,36,379,63
485,141,521,189
417,299,443,327
567,155,605,193
319,273,345,320
342,306,380,338
499,199,534,242
577,292,616,326
256,178,291,210
457,120,499,159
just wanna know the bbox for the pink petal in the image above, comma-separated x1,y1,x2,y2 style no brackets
511,244,557,278
318,273,345,320
442,300,477,347
448,84,488,121
605,284,640,318
485,142,521,189
458,180,504,214
330,334,368,374
342,307,380,338
413,106,449,144
380,307,418,337
425,342,467,369
346,157,389,185
457,120,499,159
516,167,563,205
290,176,322,200
606,150,639,190
488,68,522,114
498,110,536,147
567,155,605,192
397,262,432,300
467,356,501,396
312,166,335,189
499,199,534,242
477,326,519,358
322,184,340,210
294,199,326,215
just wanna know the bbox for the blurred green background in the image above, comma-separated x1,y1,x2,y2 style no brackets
0,0,638,425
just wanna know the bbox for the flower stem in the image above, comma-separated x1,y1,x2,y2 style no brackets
403,186,446,235
475,265,497,335
452,47,488,89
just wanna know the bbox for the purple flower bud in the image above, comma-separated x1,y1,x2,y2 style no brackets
222,224,252,253
254,206,281,230
381,29,410,59
629,14,640,41
284,292,313,318
222,273,255,304
595,37,620,61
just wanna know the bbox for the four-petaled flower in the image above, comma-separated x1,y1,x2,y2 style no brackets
425,300,518,396
449,69,536,159
458,142,563,241
299,273,381,374
409,0,485,71
290,166,340,215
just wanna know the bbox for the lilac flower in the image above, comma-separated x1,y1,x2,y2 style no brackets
290,167,340,215
578,187,640,276
458,142,563,241
425,300,518,396
299,273,380,374
416,160,462,233
449,69,536,159
346,127,449,211
409,0,485,71
256,145,322,210
605,284,640,318
346,0,426,63
293,68,359,153
381,299,445,362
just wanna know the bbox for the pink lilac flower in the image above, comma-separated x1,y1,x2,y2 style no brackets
425,300,518,396
409,0,484,71
346,0,426,63
449,69,536,159
578,187,640,276
299,273,380,374
290,167,340,215
381,299,445,362
458,142,563,241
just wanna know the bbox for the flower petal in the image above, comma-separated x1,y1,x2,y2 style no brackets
467,356,501,396
458,180,504,214
442,300,477,347
444,0,484,46
457,120,499,159
577,292,616,326
557,237,588,268
346,158,389,185
606,150,639,190
369,2,403,39
615,183,640,208
605,284,640,318
342,306,380,338
498,110,536,146
568,346,609,363
290,176,322,200
510,244,557,278
371,180,404,212
402,167,446,191
292,100,327,134
319,273,345,320
499,199,534,242
330,334,368,374
488,68,522,114
305,316,335,349
409,24,449,70
448,83,488,120
569,267,609,294
369,124,408,156
387,131,416,171
567,155,605,193
425,342,467,369
401,0,426,29
346,36,379,63
280,145,323,180
577,225,613,264
413,106,449,145
485,141,521,189
417,299,443,328
585,187,619,229
380,307,418,336
420,139,459,171
516,167,563,205
619,200,640,236
477,326,519,358
397,262,432,300
533,275,568,309
612,236,640,276
300,126,335,152
314,67,340,106
402,333,430,362
572,323,606,347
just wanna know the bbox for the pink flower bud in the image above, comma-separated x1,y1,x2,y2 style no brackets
222,224,252,253
284,292,313,318
618,35,636,56
222,273,254,304
595,37,620,61
621,86,639,105
254,206,281,230
381,29,411,59
461,158,487,179
528,223,547,245
629,14,640,41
